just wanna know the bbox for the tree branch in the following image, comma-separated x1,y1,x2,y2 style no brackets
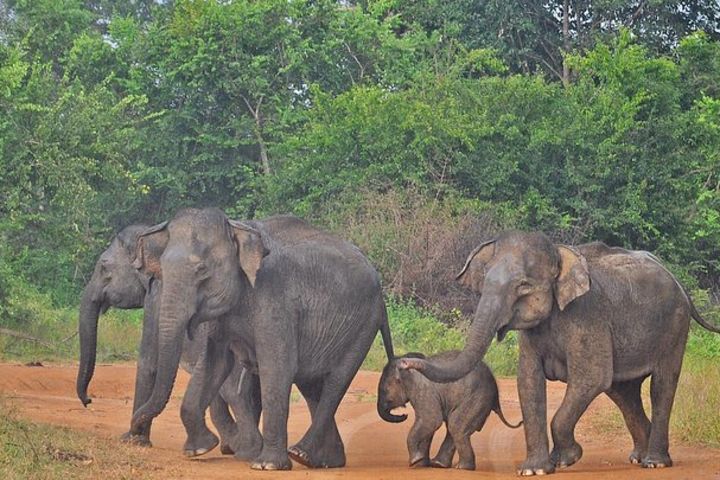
0,328,54,348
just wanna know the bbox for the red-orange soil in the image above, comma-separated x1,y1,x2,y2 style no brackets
1,363,718,479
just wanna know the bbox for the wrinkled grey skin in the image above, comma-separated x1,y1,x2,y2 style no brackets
129,208,395,470
379,351,521,470
75,225,261,458
401,232,720,476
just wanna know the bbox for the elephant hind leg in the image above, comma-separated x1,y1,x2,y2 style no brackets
447,398,492,471
209,395,236,455
289,338,374,468
430,428,455,468
218,368,262,461
644,351,685,467
606,378,650,464
289,379,344,468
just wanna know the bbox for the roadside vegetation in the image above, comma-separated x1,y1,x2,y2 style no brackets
0,399,158,479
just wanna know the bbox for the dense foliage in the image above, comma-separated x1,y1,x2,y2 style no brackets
0,0,719,314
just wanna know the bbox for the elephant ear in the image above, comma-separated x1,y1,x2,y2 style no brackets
554,245,590,311
228,220,269,288
455,239,496,294
132,221,169,279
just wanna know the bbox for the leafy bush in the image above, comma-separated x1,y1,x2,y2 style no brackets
385,297,466,355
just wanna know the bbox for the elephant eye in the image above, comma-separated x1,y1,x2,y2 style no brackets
193,261,209,276
99,262,111,279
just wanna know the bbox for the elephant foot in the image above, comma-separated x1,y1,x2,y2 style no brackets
409,454,429,467
430,457,452,468
183,430,218,457
517,457,556,476
455,460,476,470
250,451,292,471
288,444,345,469
119,431,152,448
629,448,646,465
550,441,582,469
641,452,673,469
229,430,263,461
220,443,234,455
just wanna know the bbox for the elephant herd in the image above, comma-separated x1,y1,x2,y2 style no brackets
76,208,720,475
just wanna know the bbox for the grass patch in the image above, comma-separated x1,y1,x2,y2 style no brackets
0,308,142,364
0,398,157,479
671,352,720,446
0,276,143,364
362,297,519,376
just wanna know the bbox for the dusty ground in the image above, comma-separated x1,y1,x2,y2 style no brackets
1,363,718,479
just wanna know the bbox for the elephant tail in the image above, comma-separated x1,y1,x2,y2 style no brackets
379,302,395,360
685,287,720,334
491,390,523,429
640,251,720,334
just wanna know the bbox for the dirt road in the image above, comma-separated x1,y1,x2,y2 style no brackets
1,363,718,479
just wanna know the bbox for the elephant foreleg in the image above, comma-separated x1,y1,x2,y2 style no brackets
406,415,442,467
517,341,554,476
180,339,234,457
122,283,160,446
549,339,612,470
250,320,296,471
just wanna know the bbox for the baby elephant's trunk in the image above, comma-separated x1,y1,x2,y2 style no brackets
377,396,408,423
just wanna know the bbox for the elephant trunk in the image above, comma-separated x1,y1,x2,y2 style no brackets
418,293,507,383
76,273,104,407
377,398,408,423
130,284,190,431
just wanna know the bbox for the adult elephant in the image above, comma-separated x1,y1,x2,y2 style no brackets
401,231,720,475
75,225,262,458
130,208,395,470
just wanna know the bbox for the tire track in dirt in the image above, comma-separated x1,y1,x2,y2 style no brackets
1,363,718,480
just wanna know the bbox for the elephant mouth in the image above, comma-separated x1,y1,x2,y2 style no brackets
497,324,511,342
390,405,409,416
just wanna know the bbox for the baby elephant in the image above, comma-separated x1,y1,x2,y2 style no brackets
377,351,521,470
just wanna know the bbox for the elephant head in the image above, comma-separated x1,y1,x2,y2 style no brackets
77,224,150,407
377,359,409,423
402,231,590,382
129,208,268,429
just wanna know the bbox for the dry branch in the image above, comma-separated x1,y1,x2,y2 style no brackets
0,328,54,348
